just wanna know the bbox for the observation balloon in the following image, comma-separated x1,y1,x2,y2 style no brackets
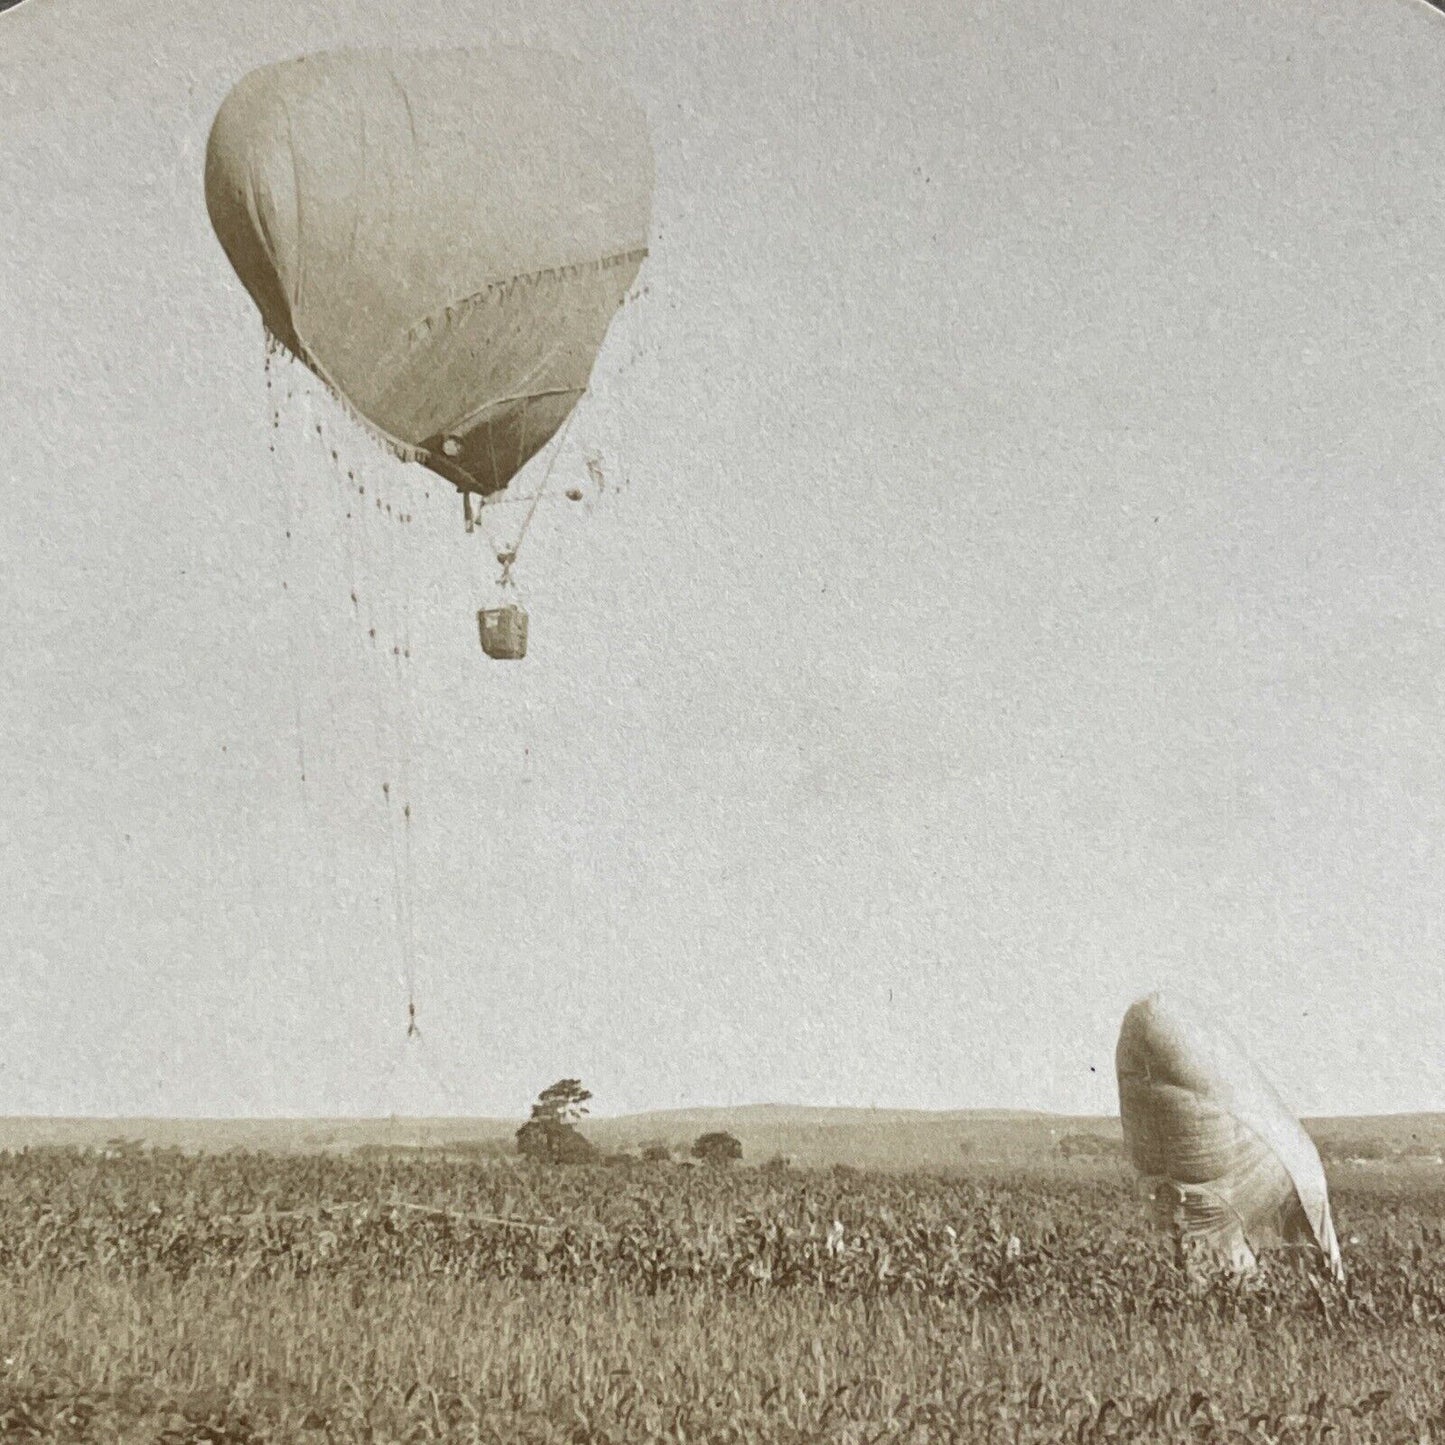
1116,990,1344,1282
204,46,652,504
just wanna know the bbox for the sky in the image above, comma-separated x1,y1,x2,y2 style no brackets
3,0,1445,1122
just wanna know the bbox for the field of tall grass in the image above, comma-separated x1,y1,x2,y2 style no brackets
2,1148,1444,1442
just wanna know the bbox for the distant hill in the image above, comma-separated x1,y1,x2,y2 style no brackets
2,1107,1444,1170
0,1116,518,1157
580,1104,1118,1169
1304,1114,1445,1163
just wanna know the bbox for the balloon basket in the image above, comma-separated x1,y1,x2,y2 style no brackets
478,604,529,660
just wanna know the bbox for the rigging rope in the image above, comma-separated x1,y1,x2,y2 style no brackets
493,399,582,589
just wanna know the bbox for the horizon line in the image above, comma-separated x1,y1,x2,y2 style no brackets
3,1104,1443,1125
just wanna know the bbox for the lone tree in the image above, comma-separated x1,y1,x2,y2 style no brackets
691,1131,743,1166
516,1078,597,1164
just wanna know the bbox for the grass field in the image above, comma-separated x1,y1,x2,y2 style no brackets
3,1144,1445,1442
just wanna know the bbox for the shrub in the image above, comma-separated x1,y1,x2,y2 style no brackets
692,1132,743,1166
515,1118,597,1165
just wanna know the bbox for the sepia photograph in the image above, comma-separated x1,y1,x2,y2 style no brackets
5,0,1445,1438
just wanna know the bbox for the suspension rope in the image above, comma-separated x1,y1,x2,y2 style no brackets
495,401,582,589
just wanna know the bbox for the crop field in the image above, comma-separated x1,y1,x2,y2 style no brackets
2,1149,1445,1443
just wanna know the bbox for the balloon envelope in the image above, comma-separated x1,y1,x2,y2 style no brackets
1116,990,1344,1281
204,47,653,498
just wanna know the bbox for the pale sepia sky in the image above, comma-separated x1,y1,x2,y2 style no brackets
3,0,1445,1122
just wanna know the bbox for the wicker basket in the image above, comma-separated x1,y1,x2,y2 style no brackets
477,604,529,659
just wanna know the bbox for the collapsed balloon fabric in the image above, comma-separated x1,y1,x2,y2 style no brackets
1115,990,1345,1284
204,47,653,501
